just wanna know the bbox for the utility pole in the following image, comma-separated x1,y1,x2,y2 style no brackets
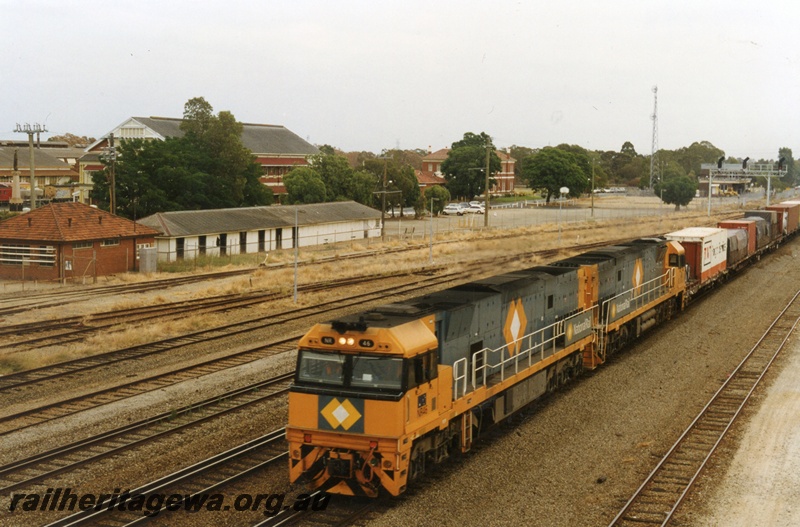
484,143,491,227
373,155,400,241
14,123,47,210
106,133,117,215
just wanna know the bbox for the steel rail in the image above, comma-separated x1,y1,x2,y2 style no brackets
608,288,800,526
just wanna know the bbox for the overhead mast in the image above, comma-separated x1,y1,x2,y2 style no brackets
649,86,659,191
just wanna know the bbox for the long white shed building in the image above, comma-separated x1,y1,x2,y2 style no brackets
137,201,382,262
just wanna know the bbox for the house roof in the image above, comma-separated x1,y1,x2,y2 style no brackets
421,148,516,163
0,202,159,242
137,201,382,238
422,148,450,161
415,170,446,186
90,117,319,157
0,147,80,179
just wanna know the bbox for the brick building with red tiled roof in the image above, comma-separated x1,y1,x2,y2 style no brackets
0,202,159,282
419,148,516,194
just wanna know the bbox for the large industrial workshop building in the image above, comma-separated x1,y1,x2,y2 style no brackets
137,201,382,262
0,202,158,282
79,116,319,202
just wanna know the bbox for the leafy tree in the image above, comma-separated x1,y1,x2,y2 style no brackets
423,185,451,216
440,132,501,199
349,170,379,205
91,97,272,217
779,147,795,186
362,156,421,214
654,170,697,210
284,167,327,204
520,147,590,202
310,151,355,201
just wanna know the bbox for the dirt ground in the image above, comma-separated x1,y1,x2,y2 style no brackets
687,336,800,527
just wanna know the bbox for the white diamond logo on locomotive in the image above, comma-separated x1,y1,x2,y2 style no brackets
633,258,644,295
503,298,528,355
320,397,362,431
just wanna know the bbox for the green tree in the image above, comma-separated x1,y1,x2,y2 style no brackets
520,147,590,202
440,132,501,199
779,147,795,186
92,97,272,217
349,170,379,205
424,185,451,216
654,170,697,210
310,151,355,201
284,167,327,204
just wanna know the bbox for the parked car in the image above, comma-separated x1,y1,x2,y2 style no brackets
464,204,485,214
469,201,483,207
442,204,464,216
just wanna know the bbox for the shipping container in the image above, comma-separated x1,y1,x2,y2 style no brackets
725,229,748,267
745,210,779,243
718,219,756,255
665,227,727,282
765,203,800,235
748,217,771,250
779,202,800,233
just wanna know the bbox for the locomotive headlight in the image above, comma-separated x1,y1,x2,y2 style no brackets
347,337,355,345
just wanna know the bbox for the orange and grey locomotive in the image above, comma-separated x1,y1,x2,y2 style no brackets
287,237,689,497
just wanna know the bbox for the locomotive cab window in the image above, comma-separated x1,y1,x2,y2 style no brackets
297,350,345,386
351,356,403,390
406,351,438,389
669,254,685,267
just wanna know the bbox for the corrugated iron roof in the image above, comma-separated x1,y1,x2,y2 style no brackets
137,201,382,237
123,117,319,156
0,202,160,242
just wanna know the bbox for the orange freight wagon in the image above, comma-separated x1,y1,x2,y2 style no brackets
718,219,757,256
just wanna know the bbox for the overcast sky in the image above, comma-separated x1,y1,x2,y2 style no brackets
4,0,799,160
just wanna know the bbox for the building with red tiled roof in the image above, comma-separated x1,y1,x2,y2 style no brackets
415,170,446,190
420,148,516,194
0,202,159,282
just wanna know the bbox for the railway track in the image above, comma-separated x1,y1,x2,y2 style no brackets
0,372,293,495
608,288,800,527
43,428,288,527
0,271,469,436
0,270,443,351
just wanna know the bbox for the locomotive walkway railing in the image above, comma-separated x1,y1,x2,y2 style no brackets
595,268,675,360
452,268,677,399
452,306,596,398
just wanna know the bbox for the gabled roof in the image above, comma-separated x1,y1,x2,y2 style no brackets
415,170,446,185
0,202,159,242
0,147,80,179
422,148,450,161
89,117,319,157
137,201,382,238
422,148,515,163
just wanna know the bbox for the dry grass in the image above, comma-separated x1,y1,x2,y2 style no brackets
0,313,226,375
0,203,746,375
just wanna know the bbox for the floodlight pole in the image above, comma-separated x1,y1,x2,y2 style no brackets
14,123,47,210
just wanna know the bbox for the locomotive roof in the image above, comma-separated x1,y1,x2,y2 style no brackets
328,266,570,330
